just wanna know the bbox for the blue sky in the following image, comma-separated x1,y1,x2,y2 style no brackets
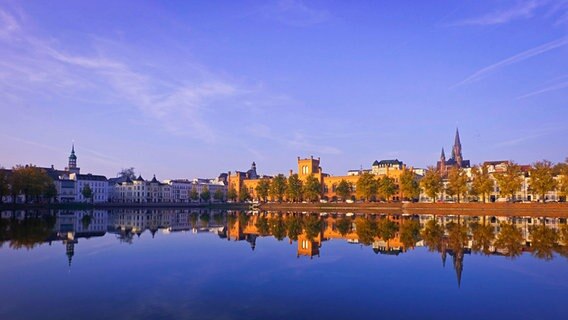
0,0,567,179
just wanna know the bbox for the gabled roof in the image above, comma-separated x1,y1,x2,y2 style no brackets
150,175,159,183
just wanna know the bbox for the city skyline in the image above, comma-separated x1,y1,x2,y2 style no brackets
1,1,567,179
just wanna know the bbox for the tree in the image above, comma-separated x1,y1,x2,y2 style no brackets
399,168,420,201
335,216,352,236
81,184,93,203
43,181,57,203
227,186,238,202
213,188,224,202
420,167,443,202
269,215,287,241
10,165,54,203
286,214,303,241
529,224,559,261
494,162,523,201
471,165,494,203
200,186,211,202
376,217,399,241
0,169,9,204
255,179,271,202
554,159,568,200
399,219,421,248
421,219,444,252
117,167,136,180
446,167,468,203
335,179,352,202
303,174,321,202
354,216,377,245
377,176,397,201
529,160,557,202
356,172,378,201
269,174,287,202
238,186,250,202
494,222,523,258
189,187,199,202
470,221,494,255
286,174,303,202
255,215,270,236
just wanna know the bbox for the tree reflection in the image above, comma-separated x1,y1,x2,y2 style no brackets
399,219,421,248
529,224,559,261
470,221,495,255
421,219,444,252
269,215,286,241
495,223,524,259
335,216,352,236
303,214,323,241
286,214,302,241
354,216,377,246
255,214,270,236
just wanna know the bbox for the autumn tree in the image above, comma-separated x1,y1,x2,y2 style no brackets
269,174,287,202
399,219,421,248
446,167,468,203
376,217,399,241
0,169,9,204
421,219,445,252
10,165,55,203
303,174,321,202
529,224,559,261
200,186,211,202
356,172,378,201
420,167,443,203
213,188,224,202
189,187,199,202
255,179,271,202
335,180,352,202
335,216,352,236
238,186,250,202
399,168,420,201
470,222,495,255
494,222,523,258
227,186,237,202
355,216,377,245
529,160,557,202
377,176,397,202
494,162,523,202
556,160,568,200
286,174,303,202
269,215,287,241
471,165,494,203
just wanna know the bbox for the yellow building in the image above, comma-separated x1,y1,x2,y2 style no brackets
228,156,412,202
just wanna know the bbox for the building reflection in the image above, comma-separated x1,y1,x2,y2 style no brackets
1,209,568,287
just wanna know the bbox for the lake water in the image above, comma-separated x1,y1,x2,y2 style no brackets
1,208,567,319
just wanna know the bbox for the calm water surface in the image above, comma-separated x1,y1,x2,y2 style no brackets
0,209,567,320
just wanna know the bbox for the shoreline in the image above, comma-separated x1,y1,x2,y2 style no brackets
0,202,251,211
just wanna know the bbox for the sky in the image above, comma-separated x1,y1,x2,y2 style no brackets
0,0,567,179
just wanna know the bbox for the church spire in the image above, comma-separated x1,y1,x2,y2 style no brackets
440,147,446,160
452,127,463,164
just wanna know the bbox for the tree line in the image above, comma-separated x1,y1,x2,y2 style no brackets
420,159,568,203
0,166,57,204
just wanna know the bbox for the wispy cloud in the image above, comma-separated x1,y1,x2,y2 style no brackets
452,37,568,87
517,80,568,99
452,0,543,26
257,0,330,27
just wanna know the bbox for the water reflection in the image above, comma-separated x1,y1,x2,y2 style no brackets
1,209,568,286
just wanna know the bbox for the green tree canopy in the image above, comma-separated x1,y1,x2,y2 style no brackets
356,172,378,201
213,188,224,202
227,186,238,202
377,176,397,201
335,180,352,202
200,186,211,202
303,175,321,202
269,174,288,202
255,179,271,202
286,174,303,202
238,185,250,202
376,217,399,241
335,216,352,236
81,184,93,202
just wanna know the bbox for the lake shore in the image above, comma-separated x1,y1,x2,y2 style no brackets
258,202,568,217
0,202,250,211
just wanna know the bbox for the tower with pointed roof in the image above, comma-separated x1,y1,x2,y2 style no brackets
436,128,470,175
66,144,80,174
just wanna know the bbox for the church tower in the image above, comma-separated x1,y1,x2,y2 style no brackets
439,148,446,173
452,128,463,166
66,144,80,174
